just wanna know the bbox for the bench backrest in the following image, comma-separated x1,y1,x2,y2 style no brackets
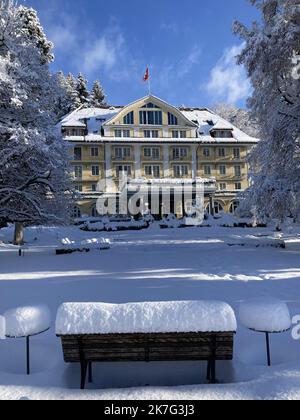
59,332,235,363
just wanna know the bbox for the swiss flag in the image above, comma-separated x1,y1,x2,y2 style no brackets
143,67,150,82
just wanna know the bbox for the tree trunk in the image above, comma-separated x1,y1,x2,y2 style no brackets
14,222,24,245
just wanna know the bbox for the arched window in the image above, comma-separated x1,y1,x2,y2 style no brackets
230,201,240,214
72,206,81,219
206,201,224,215
91,205,99,218
168,112,178,126
123,111,134,125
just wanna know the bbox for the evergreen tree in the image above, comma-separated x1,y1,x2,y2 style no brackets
234,0,300,223
0,0,74,243
76,73,90,107
90,80,106,107
54,71,81,119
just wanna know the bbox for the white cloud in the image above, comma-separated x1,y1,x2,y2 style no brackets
82,30,124,75
206,44,251,104
178,45,202,77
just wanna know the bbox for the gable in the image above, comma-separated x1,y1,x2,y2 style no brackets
103,96,197,128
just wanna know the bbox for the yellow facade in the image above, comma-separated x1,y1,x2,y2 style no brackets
61,95,258,218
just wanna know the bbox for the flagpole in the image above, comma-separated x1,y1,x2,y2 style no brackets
148,64,151,96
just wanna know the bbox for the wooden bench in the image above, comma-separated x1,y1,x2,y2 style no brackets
58,331,235,389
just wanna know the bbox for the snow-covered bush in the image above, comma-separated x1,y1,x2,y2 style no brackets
5,305,51,338
239,297,291,333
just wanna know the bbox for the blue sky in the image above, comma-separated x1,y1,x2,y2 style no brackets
23,0,259,108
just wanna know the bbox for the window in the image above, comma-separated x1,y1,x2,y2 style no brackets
91,165,100,177
123,111,134,125
91,147,99,157
173,165,189,177
233,148,240,159
145,165,160,177
74,166,82,179
114,147,131,159
115,129,130,138
230,201,240,214
203,148,210,157
219,165,226,176
144,148,160,159
91,184,97,192
171,130,186,139
218,148,226,158
74,147,82,161
206,201,224,215
72,206,81,219
204,165,212,176
172,130,179,138
142,102,160,109
234,165,242,177
139,110,162,125
219,183,227,191
75,185,81,192
116,165,132,177
173,147,188,160
235,182,242,190
144,130,159,138
66,128,84,137
168,112,178,125
211,130,233,138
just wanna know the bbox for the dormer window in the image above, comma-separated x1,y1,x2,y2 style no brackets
211,129,233,138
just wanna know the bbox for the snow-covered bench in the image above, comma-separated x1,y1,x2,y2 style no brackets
56,238,110,255
56,301,237,389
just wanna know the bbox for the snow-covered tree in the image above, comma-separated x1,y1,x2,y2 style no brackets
0,1,74,244
213,103,259,137
234,0,300,223
76,73,90,107
54,71,81,119
89,80,106,107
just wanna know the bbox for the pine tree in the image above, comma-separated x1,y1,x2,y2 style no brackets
90,80,106,107
234,0,300,223
0,0,74,243
76,73,90,107
54,71,81,119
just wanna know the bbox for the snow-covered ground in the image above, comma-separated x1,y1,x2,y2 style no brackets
0,223,300,400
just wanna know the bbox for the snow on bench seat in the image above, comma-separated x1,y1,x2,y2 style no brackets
239,297,291,333
55,301,237,335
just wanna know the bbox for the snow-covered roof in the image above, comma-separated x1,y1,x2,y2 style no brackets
58,100,259,144
59,106,121,129
180,108,258,143
209,120,234,131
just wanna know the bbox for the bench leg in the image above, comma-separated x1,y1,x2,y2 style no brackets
80,360,88,390
88,362,93,383
210,359,216,384
206,360,211,381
